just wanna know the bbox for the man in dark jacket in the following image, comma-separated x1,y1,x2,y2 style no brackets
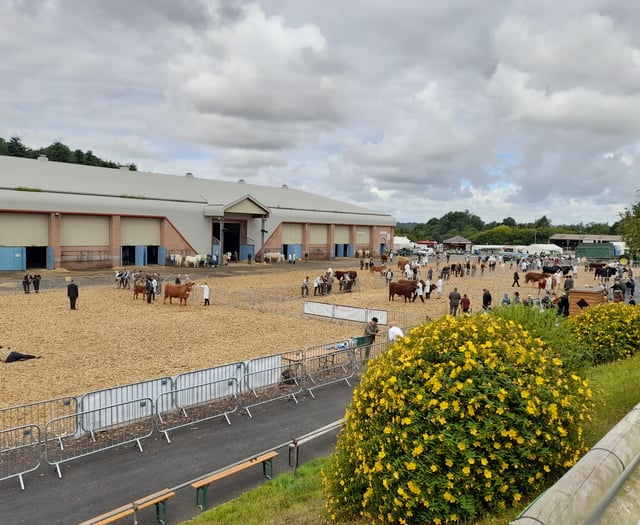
67,279,79,310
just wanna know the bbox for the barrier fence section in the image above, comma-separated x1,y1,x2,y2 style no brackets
0,396,77,434
303,301,388,325
242,352,304,418
305,345,354,398
175,362,247,394
80,376,174,416
155,378,239,443
44,398,155,478
0,424,41,490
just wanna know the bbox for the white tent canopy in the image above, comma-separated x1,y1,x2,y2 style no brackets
520,244,563,255
394,236,416,250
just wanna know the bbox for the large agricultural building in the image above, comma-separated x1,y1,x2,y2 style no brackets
0,156,396,271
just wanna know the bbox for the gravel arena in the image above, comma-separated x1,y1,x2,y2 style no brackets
1,258,588,409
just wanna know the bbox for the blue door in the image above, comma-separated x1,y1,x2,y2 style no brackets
0,247,26,271
46,246,54,270
135,246,148,266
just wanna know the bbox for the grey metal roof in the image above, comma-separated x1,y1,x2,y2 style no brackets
549,233,622,242
0,156,396,225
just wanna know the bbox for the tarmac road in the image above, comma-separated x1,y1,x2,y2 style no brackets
1,382,355,525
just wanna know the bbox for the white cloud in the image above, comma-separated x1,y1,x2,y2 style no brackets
1,0,639,226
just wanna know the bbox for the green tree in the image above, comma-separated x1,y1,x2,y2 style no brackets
43,141,72,162
619,194,640,259
7,136,29,157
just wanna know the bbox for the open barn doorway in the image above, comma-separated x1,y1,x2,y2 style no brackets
213,222,241,260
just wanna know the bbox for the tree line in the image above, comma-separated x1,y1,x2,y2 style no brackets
0,136,136,171
396,209,623,246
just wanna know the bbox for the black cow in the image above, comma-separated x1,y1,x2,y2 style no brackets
542,265,572,275
595,266,617,281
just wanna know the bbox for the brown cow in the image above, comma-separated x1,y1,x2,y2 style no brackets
380,254,388,263
132,283,146,300
163,282,194,305
397,258,410,270
334,270,358,281
525,271,547,285
389,281,418,302
369,264,386,274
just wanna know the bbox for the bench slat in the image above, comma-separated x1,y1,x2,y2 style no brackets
191,451,278,488
77,505,134,525
191,451,278,510
133,489,175,510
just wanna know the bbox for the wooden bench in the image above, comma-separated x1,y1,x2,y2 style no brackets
77,488,175,525
191,451,278,510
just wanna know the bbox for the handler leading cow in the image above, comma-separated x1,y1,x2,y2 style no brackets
163,282,195,305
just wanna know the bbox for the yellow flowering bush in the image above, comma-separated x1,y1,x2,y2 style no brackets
323,315,593,524
569,303,640,365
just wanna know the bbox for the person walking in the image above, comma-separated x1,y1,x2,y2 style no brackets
301,276,310,297
67,279,79,310
448,287,461,315
460,293,471,314
22,274,31,294
436,277,443,299
512,271,520,287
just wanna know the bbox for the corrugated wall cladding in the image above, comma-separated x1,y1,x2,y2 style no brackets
120,217,161,245
309,224,328,243
61,215,109,246
282,223,302,244
0,212,48,245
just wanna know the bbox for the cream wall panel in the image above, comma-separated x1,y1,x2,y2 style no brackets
355,227,370,243
309,224,328,243
121,217,161,245
61,215,109,246
334,225,350,243
0,212,48,245
282,223,302,244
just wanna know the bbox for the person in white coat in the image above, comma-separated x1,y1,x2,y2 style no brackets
436,277,443,299
201,282,210,306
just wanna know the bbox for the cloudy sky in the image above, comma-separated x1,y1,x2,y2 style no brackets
2,0,639,225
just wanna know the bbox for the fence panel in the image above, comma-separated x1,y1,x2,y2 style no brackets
241,361,303,418
155,379,239,442
0,424,41,490
0,396,77,435
351,338,390,371
175,362,245,393
80,377,173,417
44,399,154,478
304,343,355,398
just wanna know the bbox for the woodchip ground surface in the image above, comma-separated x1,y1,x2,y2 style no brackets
0,259,593,408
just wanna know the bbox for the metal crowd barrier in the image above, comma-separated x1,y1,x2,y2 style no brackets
0,396,77,434
156,378,239,443
0,424,41,490
44,398,155,478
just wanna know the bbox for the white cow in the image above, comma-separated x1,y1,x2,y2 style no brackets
263,252,285,263
173,254,183,267
185,255,200,267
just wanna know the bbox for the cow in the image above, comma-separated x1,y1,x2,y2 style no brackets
380,254,388,263
263,252,285,263
595,266,617,282
334,270,358,281
525,271,547,285
397,258,410,270
369,265,386,274
389,281,418,302
542,265,572,275
163,282,194,305
132,282,146,300
184,255,200,267
173,254,183,267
